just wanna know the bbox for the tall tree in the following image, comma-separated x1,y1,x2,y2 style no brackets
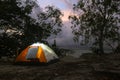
0,0,36,56
69,0,120,54
37,6,63,40
0,0,63,56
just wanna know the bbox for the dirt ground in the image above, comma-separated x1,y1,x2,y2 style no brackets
0,53,120,80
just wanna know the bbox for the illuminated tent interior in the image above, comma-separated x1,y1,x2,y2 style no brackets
15,43,59,63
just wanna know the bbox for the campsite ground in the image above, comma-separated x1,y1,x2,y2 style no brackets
0,52,120,80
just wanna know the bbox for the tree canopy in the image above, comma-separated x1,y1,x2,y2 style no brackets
69,0,120,54
0,0,63,57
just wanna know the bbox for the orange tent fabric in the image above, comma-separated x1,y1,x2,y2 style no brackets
15,43,59,63
15,46,30,62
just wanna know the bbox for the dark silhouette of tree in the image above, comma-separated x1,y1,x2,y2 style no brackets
0,0,34,57
69,0,120,54
0,0,63,57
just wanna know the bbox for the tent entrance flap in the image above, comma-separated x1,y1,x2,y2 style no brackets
26,47,38,60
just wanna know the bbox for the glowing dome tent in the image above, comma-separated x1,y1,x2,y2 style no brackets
15,43,59,63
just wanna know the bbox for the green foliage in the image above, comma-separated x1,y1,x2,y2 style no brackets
37,6,63,36
0,0,63,57
69,0,120,54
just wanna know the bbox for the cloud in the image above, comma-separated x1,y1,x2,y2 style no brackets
61,0,73,9
60,0,79,9
61,10,81,22
61,10,71,22
36,0,80,47
47,21,75,47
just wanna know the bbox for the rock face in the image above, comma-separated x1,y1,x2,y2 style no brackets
0,53,120,80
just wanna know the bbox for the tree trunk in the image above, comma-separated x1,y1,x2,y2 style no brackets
98,29,104,54
99,37,104,54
